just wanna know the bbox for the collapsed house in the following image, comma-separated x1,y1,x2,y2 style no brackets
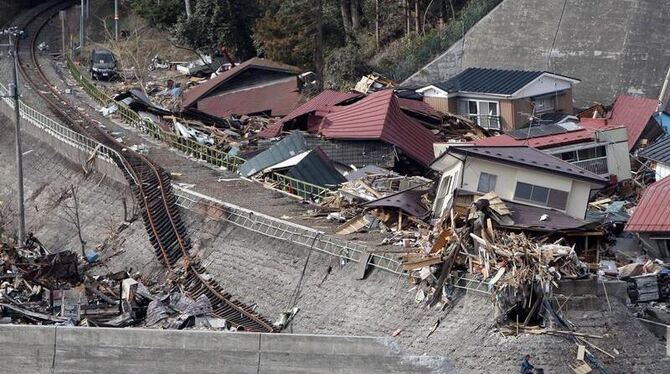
181,57,304,118
259,89,438,171
472,117,632,181
639,135,670,180
415,68,581,131
430,145,608,220
625,176,670,259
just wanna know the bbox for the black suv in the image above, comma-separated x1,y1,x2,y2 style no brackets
89,48,117,80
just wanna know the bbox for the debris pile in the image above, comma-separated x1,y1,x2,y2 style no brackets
0,241,236,331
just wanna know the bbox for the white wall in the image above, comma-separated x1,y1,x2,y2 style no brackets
513,75,576,99
596,127,632,181
432,155,464,217
459,158,593,219
656,162,670,180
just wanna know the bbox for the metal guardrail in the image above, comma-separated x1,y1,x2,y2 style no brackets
172,185,405,275
65,56,330,199
573,157,609,175
468,114,501,130
1,80,404,275
0,82,137,185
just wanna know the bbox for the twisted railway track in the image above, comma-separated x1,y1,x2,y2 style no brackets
13,0,275,332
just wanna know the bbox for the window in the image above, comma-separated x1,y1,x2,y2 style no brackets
458,99,500,129
533,96,555,113
514,182,568,210
433,175,453,217
477,172,497,193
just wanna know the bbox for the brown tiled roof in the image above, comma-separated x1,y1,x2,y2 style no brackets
318,90,438,166
181,57,302,108
608,94,659,150
195,78,301,117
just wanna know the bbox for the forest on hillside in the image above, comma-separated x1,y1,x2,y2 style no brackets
128,0,501,88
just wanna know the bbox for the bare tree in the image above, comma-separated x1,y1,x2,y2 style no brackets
99,17,161,95
184,0,192,18
315,0,324,91
340,0,352,41
60,185,86,258
350,0,361,30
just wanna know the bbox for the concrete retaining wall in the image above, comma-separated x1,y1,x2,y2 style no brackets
0,325,453,374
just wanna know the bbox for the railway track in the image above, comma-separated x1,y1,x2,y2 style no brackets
12,0,275,332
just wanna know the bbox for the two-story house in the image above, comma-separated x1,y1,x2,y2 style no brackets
416,68,580,132
430,145,608,220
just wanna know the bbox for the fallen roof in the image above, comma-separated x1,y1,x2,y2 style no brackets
430,68,578,96
608,95,660,150
195,78,301,117
318,89,437,166
639,136,670,164
285,147,346,187
625,176,670,232
259,90,363,138
455,189,592,232
238,131,308,177
444,145,608,184
363,189,430,219
181,57,302,108
397,97,443,121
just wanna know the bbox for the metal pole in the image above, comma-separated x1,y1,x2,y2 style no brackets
79,0,84,49
8,34,26,245
114,0,119,41
60,10,66,56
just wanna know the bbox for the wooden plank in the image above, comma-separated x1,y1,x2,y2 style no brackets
355,253,371,280
577,344,586,361
402,255,443,271
429,228,452,254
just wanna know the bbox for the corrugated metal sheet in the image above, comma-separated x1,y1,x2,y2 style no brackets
625,177,670,232
433,68,545,95
319,90,437,166
397,97,442,121
640,136,670,164
238,131,308,177
258,90,362,138
182,57,302,108
608,95,659,150
286,147,346,187
446,145,608,184
196,78,301,117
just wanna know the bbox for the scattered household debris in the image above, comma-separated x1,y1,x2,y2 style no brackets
0,241,238,331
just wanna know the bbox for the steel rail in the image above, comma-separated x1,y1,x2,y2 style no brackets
13,0,275,332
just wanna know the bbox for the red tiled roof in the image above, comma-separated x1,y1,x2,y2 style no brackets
181,57,302,108
625,177,670,232
318,90,437,166
258,90,363,138
608,95,659,150
397,98,442,120
472,118,611,149
196,78,301,118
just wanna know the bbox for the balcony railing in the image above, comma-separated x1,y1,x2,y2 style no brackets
573,157,609,175
468,114,501,130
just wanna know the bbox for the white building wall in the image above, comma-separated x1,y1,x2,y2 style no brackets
513,75,575,99
596,127,632,181
459,158,593,219
656,162,670,180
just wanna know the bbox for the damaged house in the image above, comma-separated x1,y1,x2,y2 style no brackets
416,68,580,131
181,57,304,118
260,89,438,171
639,135,670,180
625,176,670,259
430,145,608,220
472,118,632,181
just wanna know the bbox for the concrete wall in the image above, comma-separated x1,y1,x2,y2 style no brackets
0,325,453,374
404,0,670,107
0,100,127,185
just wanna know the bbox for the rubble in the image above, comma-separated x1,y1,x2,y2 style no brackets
0,240,236,332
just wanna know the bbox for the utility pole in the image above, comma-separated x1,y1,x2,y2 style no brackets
60,10,67,55
79,0,84,50
114,0,119,41
1,27,27,246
